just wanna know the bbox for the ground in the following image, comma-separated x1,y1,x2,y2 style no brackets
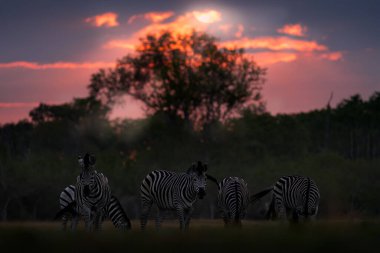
0,220,379,253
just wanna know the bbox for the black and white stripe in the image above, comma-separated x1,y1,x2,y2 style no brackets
58,185,131,230
267,175,320,222
75,154,111,231
140,161,208,230
218,177,250,226
59,185,77,230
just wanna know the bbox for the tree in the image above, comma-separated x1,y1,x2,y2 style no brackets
89,31,265,128
29,96,108,124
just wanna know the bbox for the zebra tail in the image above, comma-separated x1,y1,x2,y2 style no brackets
250,188,273,204
206,174,219,189
54,201,78,220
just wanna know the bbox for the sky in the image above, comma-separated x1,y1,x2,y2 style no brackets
1,0,379,123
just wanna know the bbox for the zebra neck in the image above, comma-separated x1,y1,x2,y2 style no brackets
182,178,197,203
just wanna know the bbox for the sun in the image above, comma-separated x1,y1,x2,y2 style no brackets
193,10,222,24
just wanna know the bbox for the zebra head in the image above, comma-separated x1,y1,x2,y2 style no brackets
77,153,97,190
187,161,208,199
78,153,96,171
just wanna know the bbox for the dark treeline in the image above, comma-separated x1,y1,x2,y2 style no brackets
0,31,379,221
0,92,379,220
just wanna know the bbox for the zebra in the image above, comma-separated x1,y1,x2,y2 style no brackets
217,177,250,227
140,161,210,230
57,185,131,231
252,175,320,222
75,153,112,231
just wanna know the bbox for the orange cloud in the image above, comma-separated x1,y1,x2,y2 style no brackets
247,52,298,66
277,24,307,37
220,37,327,52
0,61,115,70
320,51,343,61
85,12,119,27
105,10,222,50
128,11,174,24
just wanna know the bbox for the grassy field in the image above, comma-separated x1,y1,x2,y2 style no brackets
1,220,379,252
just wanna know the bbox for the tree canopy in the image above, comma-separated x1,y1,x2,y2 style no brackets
89,31,266,128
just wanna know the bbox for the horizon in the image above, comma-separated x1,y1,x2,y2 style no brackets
1,0,379,124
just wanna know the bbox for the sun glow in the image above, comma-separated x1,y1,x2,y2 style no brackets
193,10,221,23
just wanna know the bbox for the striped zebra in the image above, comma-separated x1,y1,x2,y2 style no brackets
75,153,112,231
217,177,250,226
140,161,210,230
57,185,131,231
257,175,320,222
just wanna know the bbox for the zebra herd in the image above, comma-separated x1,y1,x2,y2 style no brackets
55,153,320,231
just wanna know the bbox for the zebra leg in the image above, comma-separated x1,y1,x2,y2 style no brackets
140,199,153,230
155,208,164,230
291,209,299,223
274,197,287,221
71,214,79,231
266,197,275,220
83,209,93,231
184,207,193,230
176,207,185,230
62,215,68,231
94,213,103,231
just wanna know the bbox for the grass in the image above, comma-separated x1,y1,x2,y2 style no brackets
1,220,380,253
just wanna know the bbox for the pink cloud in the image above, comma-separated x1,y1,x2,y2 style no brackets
320,51,343,61
0,61,115,70
219,24,233,33
0,102,39,108
85,12,119,27
235,24,244,38
277,23,307,37
247,52,298,66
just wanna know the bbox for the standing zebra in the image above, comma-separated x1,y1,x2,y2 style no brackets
140,161,209,230
263,175,320,222
217,177,250,226
57,185,131,231
75,153,111,231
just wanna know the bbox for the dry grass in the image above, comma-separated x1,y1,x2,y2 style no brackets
1,219,380,253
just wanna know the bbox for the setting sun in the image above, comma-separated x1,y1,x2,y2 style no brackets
193,10,221,23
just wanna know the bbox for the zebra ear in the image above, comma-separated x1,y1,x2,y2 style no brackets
204,164,208,172
186,163,196,174
89,155,96,165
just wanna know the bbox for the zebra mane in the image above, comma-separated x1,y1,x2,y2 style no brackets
186,161,207,175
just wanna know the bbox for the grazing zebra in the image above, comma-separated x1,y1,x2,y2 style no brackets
263,175,320,222
57,185,131,231
75,153,111,231
58,185,77,230
140,161,209,230
217,177,250,226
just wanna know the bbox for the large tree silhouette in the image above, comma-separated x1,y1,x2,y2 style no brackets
89,31,265,127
